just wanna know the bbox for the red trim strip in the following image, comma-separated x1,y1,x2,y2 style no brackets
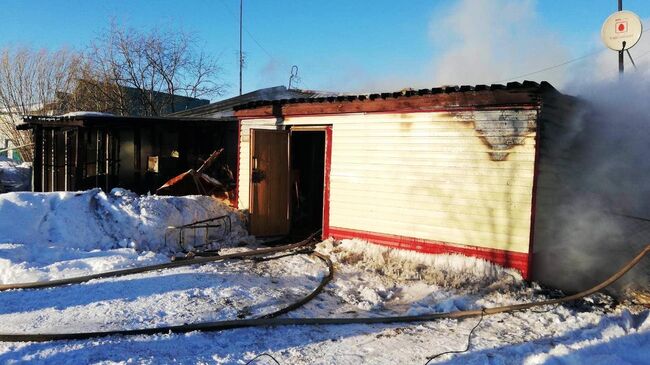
233,121,242,209
328,227,530,279
322,126,333,238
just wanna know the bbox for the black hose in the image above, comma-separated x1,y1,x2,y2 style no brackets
0,230,322,292
0,241,647,343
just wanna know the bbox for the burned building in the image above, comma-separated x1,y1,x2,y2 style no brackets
19,86,332,200
19,114,238,197
230,81,588,285
20,81,645,291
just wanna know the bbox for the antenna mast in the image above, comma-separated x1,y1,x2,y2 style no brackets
288,65,299,90
239,0,243,95
600,2,641,77
619,0,624,75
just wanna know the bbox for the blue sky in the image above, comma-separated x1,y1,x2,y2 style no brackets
1,0,649,99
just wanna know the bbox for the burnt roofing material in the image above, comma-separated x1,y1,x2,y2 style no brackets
233,81,557,111
17,114,235,130
169,85,340,118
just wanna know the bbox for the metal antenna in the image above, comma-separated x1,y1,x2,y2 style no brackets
288,65,300,90
239,0,243,95
619,0,624,75
626,48,638,70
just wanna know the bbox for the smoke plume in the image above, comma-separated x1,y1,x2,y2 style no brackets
425,1,650,294
533,76,650,295
429,0,569,87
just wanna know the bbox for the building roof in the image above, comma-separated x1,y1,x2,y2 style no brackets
236,81,556,110
169,85,339,118
17,114,234,130
233,81,571,118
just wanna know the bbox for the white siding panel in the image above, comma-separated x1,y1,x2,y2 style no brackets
323,111,537,254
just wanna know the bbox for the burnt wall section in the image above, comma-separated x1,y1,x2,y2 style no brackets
450,110,538,161
29,118,238,195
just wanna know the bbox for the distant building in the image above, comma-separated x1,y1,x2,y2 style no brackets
55,86,210,117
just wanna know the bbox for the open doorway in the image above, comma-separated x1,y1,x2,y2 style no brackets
290,130,326,236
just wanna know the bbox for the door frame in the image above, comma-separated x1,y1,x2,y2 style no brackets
246,125,332,238
288,125,332,238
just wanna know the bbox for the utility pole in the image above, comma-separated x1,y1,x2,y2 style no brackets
239,0,243,95
619,0,624,75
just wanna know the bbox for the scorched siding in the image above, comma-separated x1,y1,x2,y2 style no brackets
320,110,537,254
239,109,538,255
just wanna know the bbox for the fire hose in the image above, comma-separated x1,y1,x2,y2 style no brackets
0,240,647,342
0,231,323,292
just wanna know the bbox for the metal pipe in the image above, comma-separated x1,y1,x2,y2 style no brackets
239,0,243,95
619,0,624,75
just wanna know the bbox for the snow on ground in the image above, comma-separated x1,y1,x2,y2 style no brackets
0,189,252,284
0,190,648,364
0,158,31,193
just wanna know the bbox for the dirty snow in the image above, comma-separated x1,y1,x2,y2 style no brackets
0,158,31,192
0,190,648,364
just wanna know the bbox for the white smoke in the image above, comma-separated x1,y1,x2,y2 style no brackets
428,0,569,87
532,75,650,295
422,1,650,294
340,0,570,93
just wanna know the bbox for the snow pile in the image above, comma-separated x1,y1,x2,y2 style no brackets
308,238,522,314
320,239,522,290
0,253,326,334
0,188,252,253
0,158,31,192
0,245,168,285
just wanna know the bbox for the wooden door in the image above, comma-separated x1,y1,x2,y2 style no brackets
249,129,290,236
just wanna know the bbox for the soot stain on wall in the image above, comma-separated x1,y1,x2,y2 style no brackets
450,111,537,161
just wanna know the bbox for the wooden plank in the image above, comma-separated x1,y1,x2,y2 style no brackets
32,126,43,192
249,129,290,236
235,91,541,118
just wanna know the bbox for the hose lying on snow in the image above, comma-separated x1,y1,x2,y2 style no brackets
0,231,322,292
0,243,647,342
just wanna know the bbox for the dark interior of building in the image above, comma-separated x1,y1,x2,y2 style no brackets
22,116,238,200
290,130,325,234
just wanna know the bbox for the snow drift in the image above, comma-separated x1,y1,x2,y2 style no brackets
0,188,251,253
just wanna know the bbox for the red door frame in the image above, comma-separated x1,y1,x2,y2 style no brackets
288,125,332,238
